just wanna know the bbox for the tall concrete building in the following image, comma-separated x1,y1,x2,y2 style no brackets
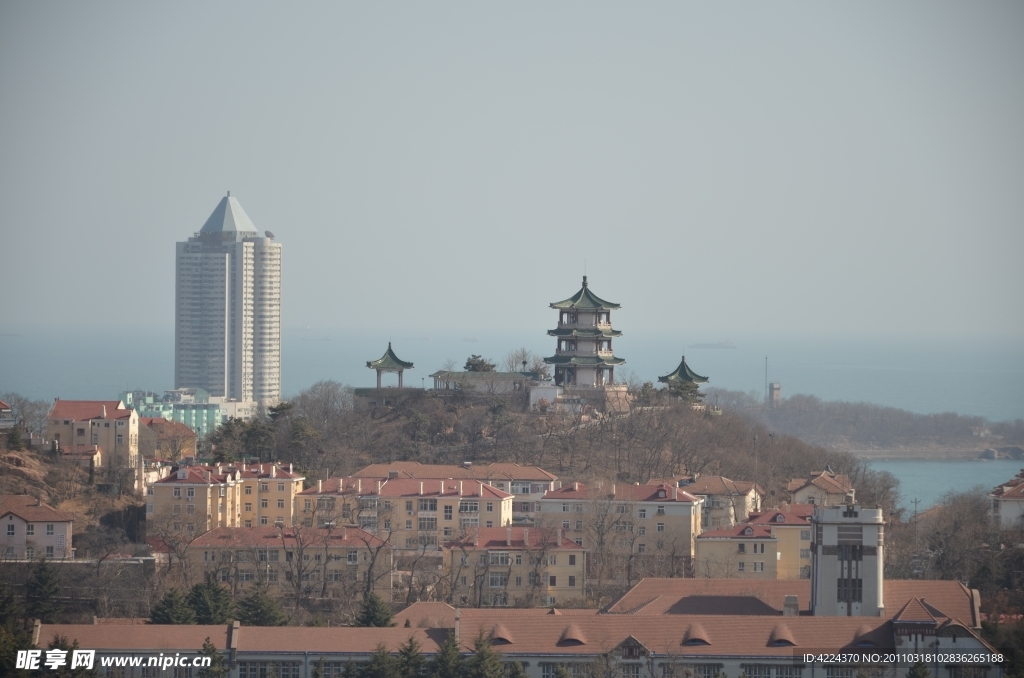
175,193,282,407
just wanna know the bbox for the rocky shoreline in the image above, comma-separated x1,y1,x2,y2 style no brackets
851,445,1024,461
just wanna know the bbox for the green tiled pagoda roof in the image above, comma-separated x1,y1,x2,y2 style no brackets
543,354,626,367
658,356,708,384
367,342,414,371
547,327,622,338
550,276,620,310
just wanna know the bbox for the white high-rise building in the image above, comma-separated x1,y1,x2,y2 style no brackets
175,193,282,407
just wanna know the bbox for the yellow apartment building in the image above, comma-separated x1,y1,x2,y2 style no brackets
187,525,393,600
441,526,586,607
681,475,763,529
48,399,140,470
694,503,814,579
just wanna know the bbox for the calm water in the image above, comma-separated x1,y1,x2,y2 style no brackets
866,458,1023,511
1,327,1022,421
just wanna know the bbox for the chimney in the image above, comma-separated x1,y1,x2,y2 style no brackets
459,481,463,496
557,528,562,544
260,464,264,474
573,482,578,492
389,470,399,479
271,466,276,478
783,595,799,617
204,470,211,481
357,479,362,493
474,530,479,547
101,405,106,418
478,482,483,497
419,482,424,496
454,609,461,640
289,463,293,473
377,480,383,494
523,528,529,545
611,483,616,497
506,527,512,546
463,461,472,469
318,479,322,493
439,480,444,495
673,487,677,500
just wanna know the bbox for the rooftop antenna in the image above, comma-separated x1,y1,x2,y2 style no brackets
765,356,768,405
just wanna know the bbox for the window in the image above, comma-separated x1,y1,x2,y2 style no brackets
238,570,254,582
485,521,493,527
638,526,646,536
348,550,358,565
260,499,268,508
515,554,522,565
616,505,628,514
575,538,583,546
173,488,182,499
186,504,196,515
460,502,479,513
656,506,666,515
406,501,414,513
418,517,437,530
515,576,522,587
173,505,182,515
46,546,54,558
277,499,284,509
406,520,412,530
261,516,268,526
304,499,311,510
490,552,510,566
738,543,746,553
486,502,493,512
563,520,571,529
657,523,665,533
754,562,764,572
575,520,582,531
569,554,576,565
622,665,641,678
489,572,509,588
444,505,453,520
443,527,452,537
738,562,745,572
245,503,252,512
569,576,576,587
549,576,557,586
800,530,811,541
562,503,569,512
26,524,34,536
419,499,437,512
837,578,864,602
186,488,195,500
549,555,557,566
116,434,124,445
260,483,269,492
245,486,252,495
638,544,646,553
278,482,285,492
800,548,811,559
25,547,34,560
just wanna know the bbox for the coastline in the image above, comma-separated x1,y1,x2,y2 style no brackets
850,445,1023,461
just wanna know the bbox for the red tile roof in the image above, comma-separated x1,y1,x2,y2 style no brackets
746,504,814,525
444,526,584,551
36,625,228,651
543,482,699,503
787,472,852,495
0,399,11,411
0,495,73,523
189,525,388,550
299,477,510,499
991,476,1024,499
49,400,133,421
155,462,302,485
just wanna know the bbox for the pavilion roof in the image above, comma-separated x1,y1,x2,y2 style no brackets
658,356,708,384
543,354,626,367
367,342,413,371
550,276,620,310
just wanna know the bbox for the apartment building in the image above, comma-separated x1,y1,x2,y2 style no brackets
989,471,1024,530
1,495,74,560
787,470,854,505
147,462,303,534
297,477,513,551
442,526,586,607
138,417,198,460
680,475,763,529
695,504,815,580
187,525,392,600
539,481,702,559
351,461,559,525
48,399,139,470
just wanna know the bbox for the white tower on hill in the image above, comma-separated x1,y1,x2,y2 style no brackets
175,193,282,407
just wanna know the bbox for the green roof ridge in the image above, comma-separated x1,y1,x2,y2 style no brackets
549,276,620,310
367,342,414,371
658,355,708,384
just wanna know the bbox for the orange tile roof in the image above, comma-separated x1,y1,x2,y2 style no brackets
37,624,229,651
0,495,73,523
697,524,774,539
299,477,510,499
787,472,852,495
746,504,814,525
49,400,133,421
444,526,584,551
0,399,11,411
543,482,699,503
236,626,446,654
189,525,388,550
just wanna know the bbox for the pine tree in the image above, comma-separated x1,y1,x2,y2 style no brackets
355,592,394,627
905,662,931,678
397,636,426,678
6,425,24,451
428,633,464,678
0,581,24,627
197,637,229,678
25,559,60,623
188,580,233,625
150,590,197,625
363,644,399,678
554,666,571,678
237,586,287,626
465,635,504,678
667,380,703,404
46,635,98,678
505,663,527,678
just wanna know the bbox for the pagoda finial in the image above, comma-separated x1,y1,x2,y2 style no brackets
582,275,588,287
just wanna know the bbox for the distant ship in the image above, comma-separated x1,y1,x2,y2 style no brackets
689,340,737,349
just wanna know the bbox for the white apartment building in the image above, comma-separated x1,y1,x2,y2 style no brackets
175,193,282,407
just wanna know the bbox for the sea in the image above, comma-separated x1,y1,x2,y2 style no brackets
1,325,1021,509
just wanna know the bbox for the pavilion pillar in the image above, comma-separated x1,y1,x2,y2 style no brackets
377,370,382,389
398,370,403,388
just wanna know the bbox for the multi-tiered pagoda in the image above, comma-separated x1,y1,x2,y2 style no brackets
544,276,625,387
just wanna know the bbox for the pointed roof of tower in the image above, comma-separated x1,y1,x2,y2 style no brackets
550,276,620,310
200,193,258,234
658,356,709,384
367,343,414,371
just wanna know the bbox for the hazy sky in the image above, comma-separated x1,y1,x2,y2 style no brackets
2,2,1022,341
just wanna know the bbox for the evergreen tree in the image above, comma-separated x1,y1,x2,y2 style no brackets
667,380,703,404
188,580,234,625
197,637,229,678
554,666,571,678
150,590,197,625
428,633,464,678
363,644,399,678
46,635,97,678
312,658,327,678
6,425,24,451
397,637,426,678
464,635,504,678
25,559,60,623
0,624,33,678
237,585,287,626
342,660,358,678
505,663,527,678
355,593,394,627
905,662,931,678
0,581,24,627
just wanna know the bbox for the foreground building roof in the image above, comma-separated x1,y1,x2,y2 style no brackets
49,399,133,421
0,495,73,523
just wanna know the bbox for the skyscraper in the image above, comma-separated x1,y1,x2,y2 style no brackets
175,193,281,407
